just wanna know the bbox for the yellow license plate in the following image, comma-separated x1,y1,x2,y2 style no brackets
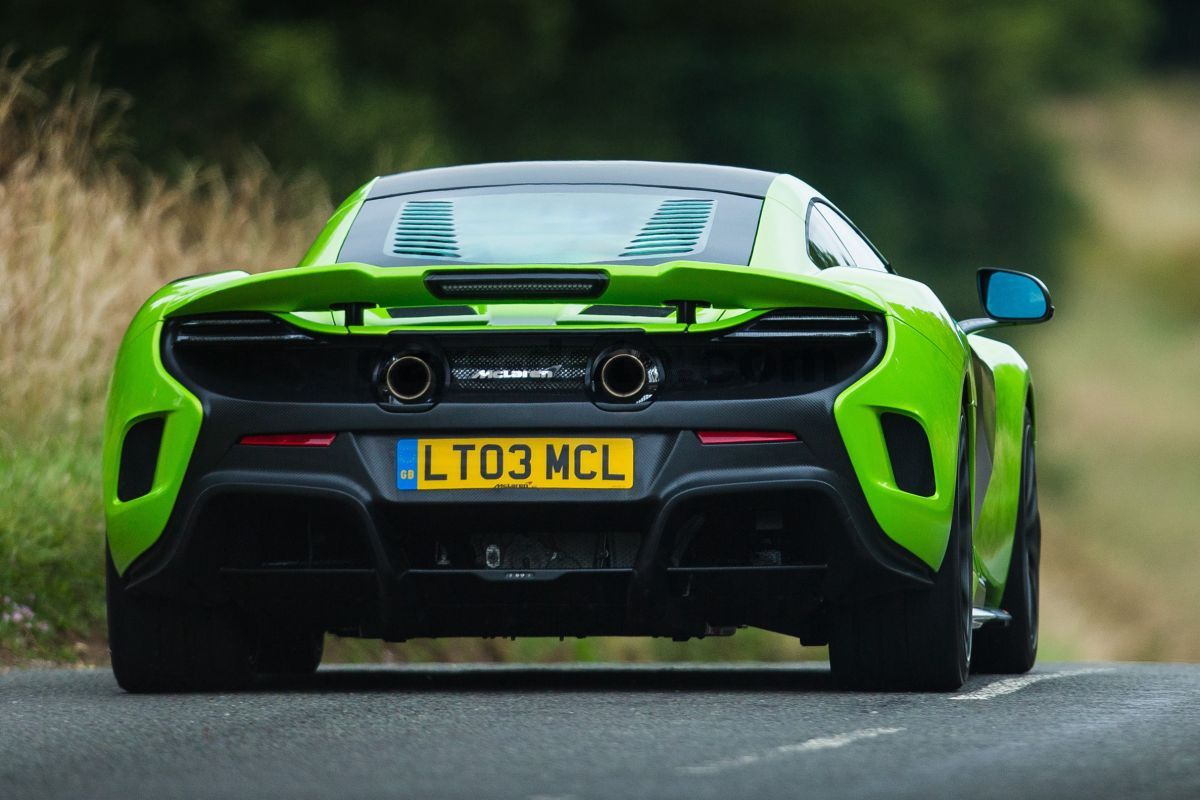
396,438,633,490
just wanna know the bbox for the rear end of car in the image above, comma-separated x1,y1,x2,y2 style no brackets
102,165,949,689
134,290,921,643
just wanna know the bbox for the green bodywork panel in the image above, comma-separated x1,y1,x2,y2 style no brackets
297,179,375,267
103,321,204,573
967,334,1033,606
747,174,821,276
105,172,1038,602
156,260,885,320
833,315,965,570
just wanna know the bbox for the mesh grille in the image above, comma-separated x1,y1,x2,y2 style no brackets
447,346,590,392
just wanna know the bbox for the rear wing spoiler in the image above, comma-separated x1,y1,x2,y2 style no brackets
161,261,887,323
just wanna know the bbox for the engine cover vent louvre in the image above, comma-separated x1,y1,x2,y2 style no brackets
619,198,715,259
386,200,460,259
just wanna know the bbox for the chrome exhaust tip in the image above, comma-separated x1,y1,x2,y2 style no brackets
596,350,654,401
384,354,435,402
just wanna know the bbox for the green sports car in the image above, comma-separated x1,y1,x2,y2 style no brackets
103,161,1052,692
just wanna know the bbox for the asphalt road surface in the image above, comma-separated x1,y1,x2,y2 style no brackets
2,662,1198,799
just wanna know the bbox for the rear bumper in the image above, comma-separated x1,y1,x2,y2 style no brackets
120,394,933,640
104,309,972,640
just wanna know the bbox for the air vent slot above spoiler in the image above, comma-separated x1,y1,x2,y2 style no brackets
171,314,314,346
424,271,609,300
723,310,879,340
387,305,478,319
580,304,676,318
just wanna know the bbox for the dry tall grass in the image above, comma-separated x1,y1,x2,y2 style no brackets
0,51,333,435
0,52,332,661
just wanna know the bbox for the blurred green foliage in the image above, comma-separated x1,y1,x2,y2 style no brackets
3,1,1149,296
1150,0,1200,66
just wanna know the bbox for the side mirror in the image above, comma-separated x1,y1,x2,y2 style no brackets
960,268,1053,334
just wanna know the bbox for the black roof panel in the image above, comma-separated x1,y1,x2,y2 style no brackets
368,160,779,200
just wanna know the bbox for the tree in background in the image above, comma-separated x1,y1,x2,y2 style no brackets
2,0,1150,302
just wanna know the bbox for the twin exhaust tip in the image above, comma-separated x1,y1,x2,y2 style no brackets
381,348,659,405
596,350,652,401
384,354,435,402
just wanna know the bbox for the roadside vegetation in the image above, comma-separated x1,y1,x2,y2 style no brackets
1034,80,1200,661
2,50,1198,665
0,53,332,664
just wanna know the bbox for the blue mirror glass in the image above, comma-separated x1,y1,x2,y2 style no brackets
985,271,1048,320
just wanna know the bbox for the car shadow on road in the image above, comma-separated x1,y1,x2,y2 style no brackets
256,663,839,694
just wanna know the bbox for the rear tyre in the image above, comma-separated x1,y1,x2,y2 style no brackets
972,408,1040,673
106,551,255,692
254,626,325,675
829,413,974,691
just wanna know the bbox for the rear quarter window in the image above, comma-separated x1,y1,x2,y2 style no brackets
806,202,888,272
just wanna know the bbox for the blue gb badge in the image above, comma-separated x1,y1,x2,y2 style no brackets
396,439,419,490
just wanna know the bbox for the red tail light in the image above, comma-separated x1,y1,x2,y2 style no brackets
696,430,798,445
239,433,337,447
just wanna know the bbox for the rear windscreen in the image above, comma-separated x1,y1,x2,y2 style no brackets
337,184,763,267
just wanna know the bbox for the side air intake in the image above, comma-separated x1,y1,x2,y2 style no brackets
881,412,936,497
386,200,460,259
619,198,715,259
117,417,165,502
